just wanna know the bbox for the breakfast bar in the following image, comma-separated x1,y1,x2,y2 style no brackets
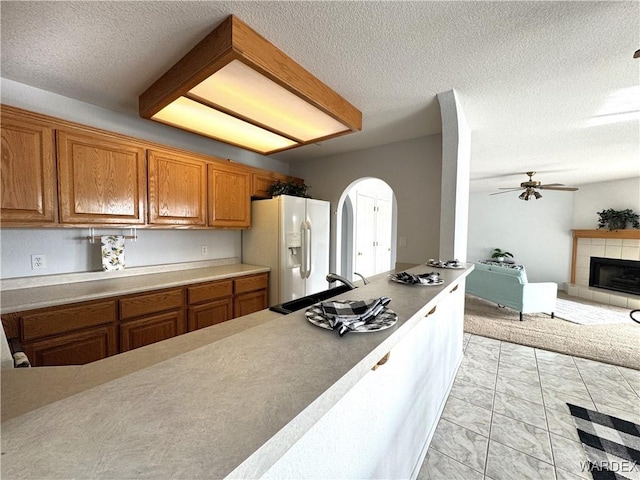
1,264,472,479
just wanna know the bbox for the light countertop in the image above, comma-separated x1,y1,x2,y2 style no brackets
1,264,473,479
1,261,270,314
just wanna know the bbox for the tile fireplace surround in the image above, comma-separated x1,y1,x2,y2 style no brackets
568,229,640,309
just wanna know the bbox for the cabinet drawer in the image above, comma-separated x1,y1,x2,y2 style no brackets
21,301,117,341
187,280,233,305
23,325,117,367
234,273,268,294
120,311,185,352
234,290,268,318
119,288,183,320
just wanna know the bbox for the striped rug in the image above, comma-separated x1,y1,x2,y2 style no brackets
567,403,640,480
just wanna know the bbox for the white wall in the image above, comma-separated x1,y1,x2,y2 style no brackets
572,177,640,229
0,79,286,279
290,135,442,271
0,229,240,278
467,190,575,285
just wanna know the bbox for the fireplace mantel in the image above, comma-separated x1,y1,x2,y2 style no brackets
572,229,640,240
571,229,640,283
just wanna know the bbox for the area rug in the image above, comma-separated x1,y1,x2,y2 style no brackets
567,403,640,480
464,294,640,370
555,297,634,326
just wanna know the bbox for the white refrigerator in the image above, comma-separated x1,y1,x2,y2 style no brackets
242,195,330,306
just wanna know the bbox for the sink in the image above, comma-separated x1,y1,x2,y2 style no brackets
269,284,355,314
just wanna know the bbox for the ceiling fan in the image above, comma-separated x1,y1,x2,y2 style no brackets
490,171,579,200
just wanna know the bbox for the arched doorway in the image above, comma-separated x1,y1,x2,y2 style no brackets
336,178,397,282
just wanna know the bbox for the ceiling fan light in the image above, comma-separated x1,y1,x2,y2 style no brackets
139,15,362,155
519,191,527,200
533,191,542,199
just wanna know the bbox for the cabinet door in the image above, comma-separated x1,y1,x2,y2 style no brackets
57,129,146,224
1,109,57,224
208,163,251,228
23,325,117,367
148,149,207,225
120,310,185,352
251,171,276,199
188,298,233,331
234,290,267,318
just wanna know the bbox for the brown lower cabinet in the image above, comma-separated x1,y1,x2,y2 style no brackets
2,272,268,367
119,287,185,352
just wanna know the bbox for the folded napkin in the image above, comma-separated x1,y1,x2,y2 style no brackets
320,296,392,336
392,272,440,285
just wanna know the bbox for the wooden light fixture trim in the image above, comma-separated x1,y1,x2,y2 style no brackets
139,15,362,154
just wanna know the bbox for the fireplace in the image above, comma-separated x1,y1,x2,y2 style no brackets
589,257,640,296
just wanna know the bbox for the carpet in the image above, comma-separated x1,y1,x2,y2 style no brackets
567,403,640,480
464,294,640,370
555,297,635,326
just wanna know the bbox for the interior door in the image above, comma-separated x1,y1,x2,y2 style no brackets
375,198,393,274
355,193,377,278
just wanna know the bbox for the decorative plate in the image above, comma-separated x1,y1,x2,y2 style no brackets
305,304,398,333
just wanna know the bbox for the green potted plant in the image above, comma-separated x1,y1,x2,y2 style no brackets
597,209,640,231
268,178,311,198
491,248,513,262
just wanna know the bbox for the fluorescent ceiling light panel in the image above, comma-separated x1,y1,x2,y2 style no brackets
190,60,349,142
139,15,362,155
153,97,297,152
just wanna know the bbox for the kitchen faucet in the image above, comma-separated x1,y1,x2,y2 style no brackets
326,272,370,289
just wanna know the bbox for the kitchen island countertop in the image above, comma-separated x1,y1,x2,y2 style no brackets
1,263,473,479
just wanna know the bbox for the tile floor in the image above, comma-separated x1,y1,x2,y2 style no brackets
417,333,640,480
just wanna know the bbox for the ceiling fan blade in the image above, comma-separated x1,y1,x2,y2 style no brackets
538,183,564,187
497,187,524,190
490,190,521,195
538,186,579,191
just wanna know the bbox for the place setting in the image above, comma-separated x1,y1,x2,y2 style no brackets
388,271,443,286
305,296,397,336
426,258,465,269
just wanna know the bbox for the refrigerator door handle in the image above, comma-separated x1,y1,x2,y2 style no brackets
305,221,312,279
300,222,307,279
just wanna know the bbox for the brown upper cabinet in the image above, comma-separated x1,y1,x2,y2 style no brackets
1,108,57,224
251,170,303,199
208,162,251,228
57,128,147,224
148,149,207,226
0,106,303,229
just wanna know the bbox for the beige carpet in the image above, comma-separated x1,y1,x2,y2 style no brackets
464,293,640,370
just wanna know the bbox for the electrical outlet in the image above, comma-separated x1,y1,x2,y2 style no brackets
31,254,46,270
201,245,208,256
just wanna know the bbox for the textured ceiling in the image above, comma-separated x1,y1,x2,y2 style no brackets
1,1,638,192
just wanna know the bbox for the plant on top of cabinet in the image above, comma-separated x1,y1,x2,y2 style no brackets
268,178,311,198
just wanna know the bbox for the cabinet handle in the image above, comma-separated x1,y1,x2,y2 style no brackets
372,352,390,370
425,306,437,317
449,284,459,293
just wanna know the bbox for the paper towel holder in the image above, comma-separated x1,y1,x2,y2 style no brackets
87,227,138,244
